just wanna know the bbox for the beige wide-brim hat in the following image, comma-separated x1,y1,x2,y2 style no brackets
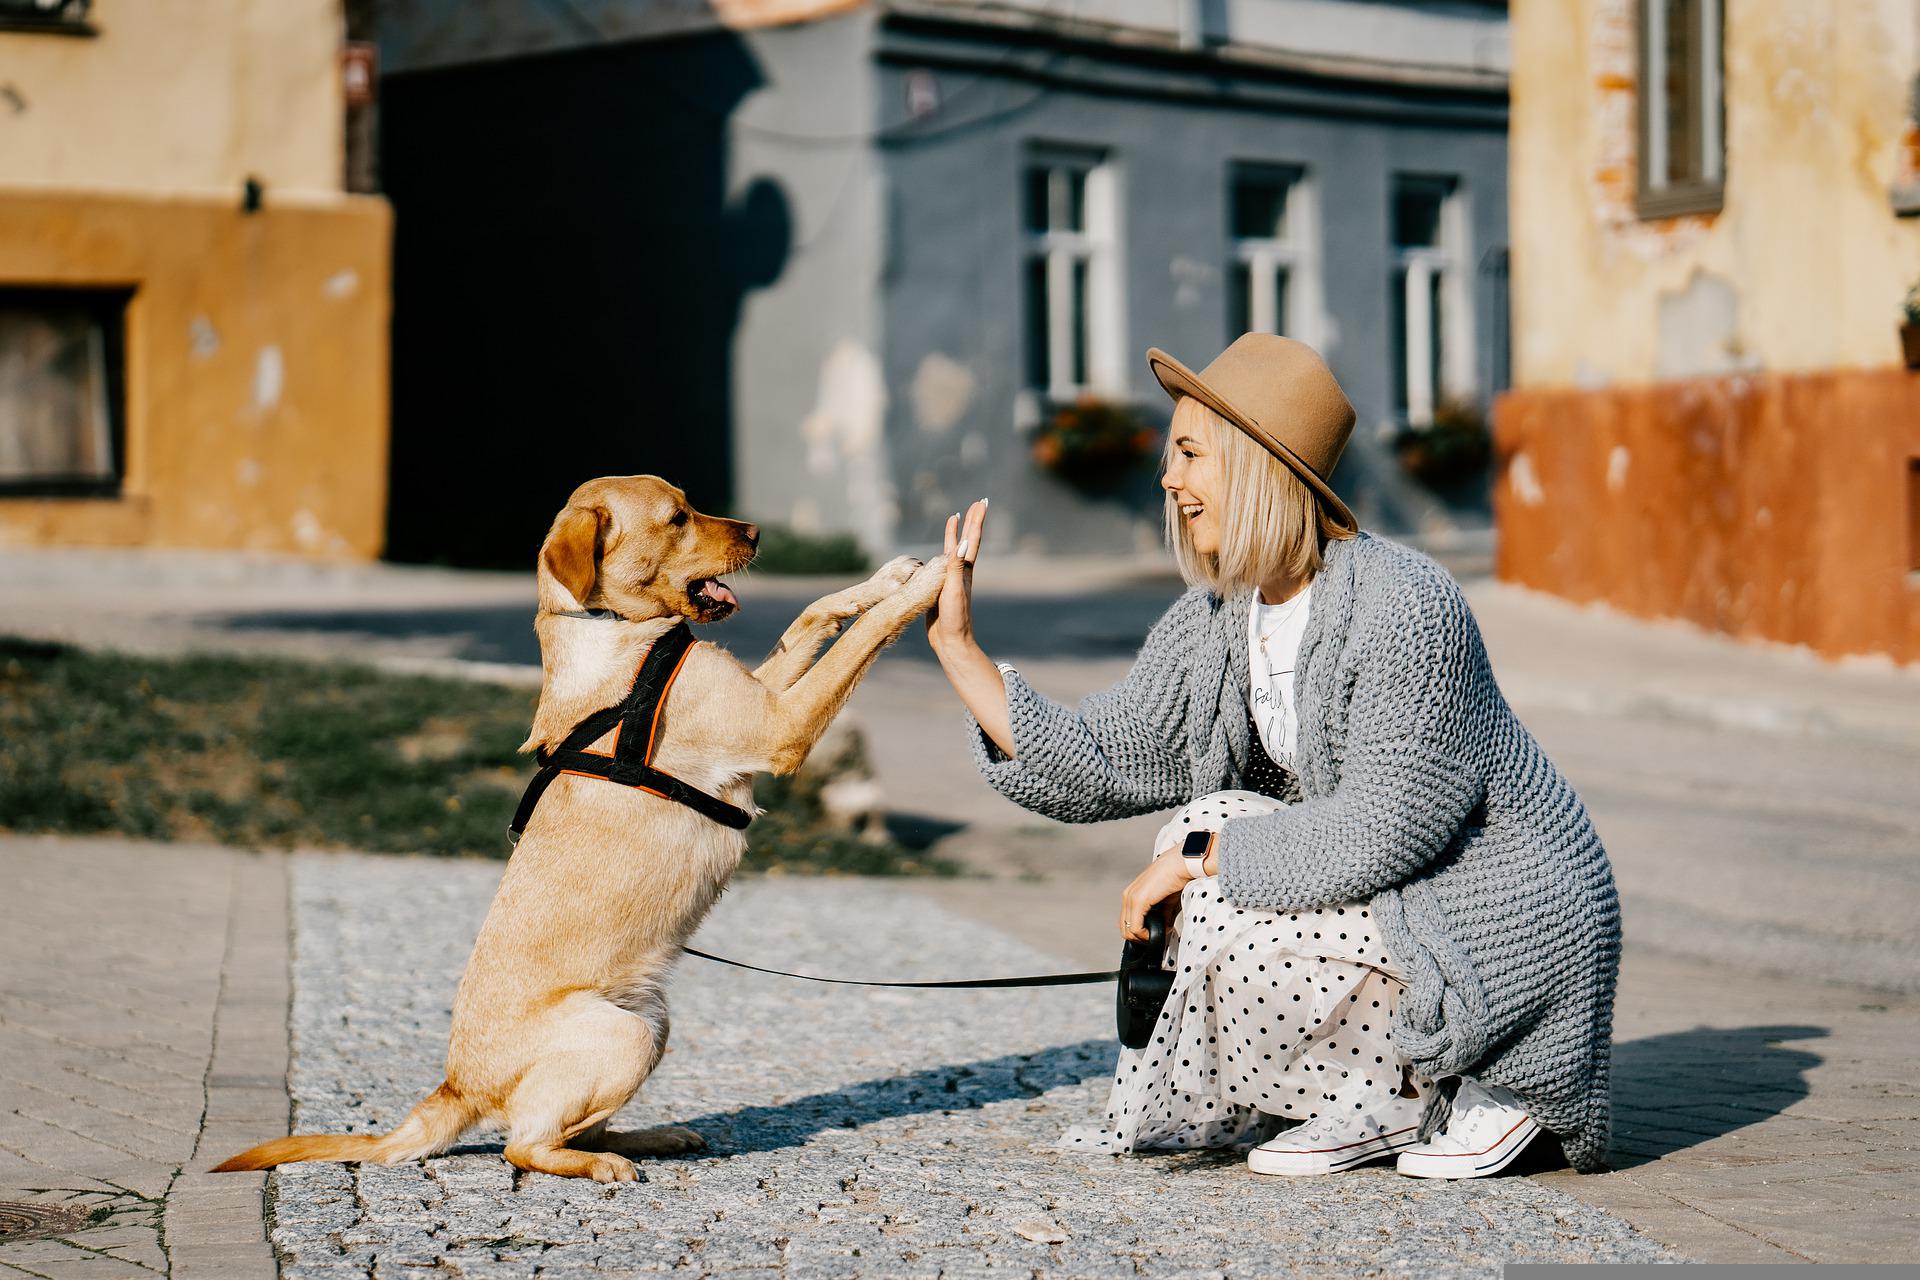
1148,334,1359,534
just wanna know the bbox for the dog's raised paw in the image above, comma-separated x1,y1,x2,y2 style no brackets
871,555,923,591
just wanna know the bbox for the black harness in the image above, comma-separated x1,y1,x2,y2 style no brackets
508,621,752,844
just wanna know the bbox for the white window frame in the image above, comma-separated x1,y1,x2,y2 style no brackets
1228,164,1324,350
1022,148,1125,402
1392,175,1475,429
1638,0,1724,217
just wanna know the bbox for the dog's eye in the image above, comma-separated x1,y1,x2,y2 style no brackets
669,510,689,526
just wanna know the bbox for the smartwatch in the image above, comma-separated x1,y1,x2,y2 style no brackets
1180,829,1215,878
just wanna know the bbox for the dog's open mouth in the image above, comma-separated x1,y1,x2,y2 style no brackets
688,577,739,620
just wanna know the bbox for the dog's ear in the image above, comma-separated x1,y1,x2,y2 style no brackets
541,505,605,609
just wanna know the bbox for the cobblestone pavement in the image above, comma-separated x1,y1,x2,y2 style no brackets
272,853,1668,1278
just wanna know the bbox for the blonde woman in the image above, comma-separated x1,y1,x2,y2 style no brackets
926,335,1620,1178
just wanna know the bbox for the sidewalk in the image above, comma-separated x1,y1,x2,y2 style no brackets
0,837,291,1279
4,835,1912,1273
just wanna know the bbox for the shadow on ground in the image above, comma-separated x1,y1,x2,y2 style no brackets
444,1038,1118,1163
215,588,1183,670
443,1024,1822,1171
1605,1023,1823,1169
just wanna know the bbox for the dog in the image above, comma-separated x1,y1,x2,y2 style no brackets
214,474,948,1181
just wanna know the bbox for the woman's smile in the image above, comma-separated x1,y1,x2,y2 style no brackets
1163,432,1223,554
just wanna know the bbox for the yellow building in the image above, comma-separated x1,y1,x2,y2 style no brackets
1498,0,1920,663
0,0,390,558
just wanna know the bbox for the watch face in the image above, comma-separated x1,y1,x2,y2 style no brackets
1181,830,1212,857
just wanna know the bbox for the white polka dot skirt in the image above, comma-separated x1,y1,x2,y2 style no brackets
1063,790,1429,1155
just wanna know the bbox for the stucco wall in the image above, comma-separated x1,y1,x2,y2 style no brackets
0,192,392,557
0,0,346,198
1508,0,1920,387
1496,370,1920,664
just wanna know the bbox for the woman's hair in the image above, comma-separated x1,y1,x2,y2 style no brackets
1163,395,1354,593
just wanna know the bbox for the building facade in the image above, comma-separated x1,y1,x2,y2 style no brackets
369,0,1509,565
1499,0,1920,663
0,0,391,558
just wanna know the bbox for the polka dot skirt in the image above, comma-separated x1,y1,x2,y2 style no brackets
1064,790,1429,1154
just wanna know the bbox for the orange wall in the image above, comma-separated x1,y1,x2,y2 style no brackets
0,190,391,558
1494,369,1920,665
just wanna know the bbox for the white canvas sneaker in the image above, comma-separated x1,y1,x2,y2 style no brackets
1394,1078,1542,1179
1246,1096,1424,1177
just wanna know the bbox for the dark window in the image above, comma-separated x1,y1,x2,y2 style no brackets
0,288,130,497
1638,0,1724,218
0,0,95,35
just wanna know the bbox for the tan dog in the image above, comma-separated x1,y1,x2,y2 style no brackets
214,474,947,1182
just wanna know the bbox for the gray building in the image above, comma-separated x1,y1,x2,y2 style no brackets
371,0,1508,565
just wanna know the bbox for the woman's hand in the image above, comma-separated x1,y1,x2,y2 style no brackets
1120,850,1197,941
924,500,1016,757
926,499,987,657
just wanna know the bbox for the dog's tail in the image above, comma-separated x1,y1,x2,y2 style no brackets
210,1082,478,1172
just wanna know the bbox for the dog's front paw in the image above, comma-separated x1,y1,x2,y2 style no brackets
868,555,923,594
902,554,951,607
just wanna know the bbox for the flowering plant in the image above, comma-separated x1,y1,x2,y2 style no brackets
1031,395,1160,490
1903,279,1920,327
1393,398,1492,490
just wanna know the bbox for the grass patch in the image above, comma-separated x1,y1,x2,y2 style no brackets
746,525,871,576
0,637,953,875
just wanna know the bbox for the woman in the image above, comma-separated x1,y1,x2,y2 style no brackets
925,335,1620,1178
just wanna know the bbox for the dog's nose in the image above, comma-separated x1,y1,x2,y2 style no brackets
744,523,760,546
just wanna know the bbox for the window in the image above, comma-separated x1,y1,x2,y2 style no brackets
1227,164,1322,349
1638,0,1724,218
0,0,95,35
0,288,130,497
1389,175,1473,428
1022,147,1122,400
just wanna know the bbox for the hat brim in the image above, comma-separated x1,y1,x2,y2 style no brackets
1148,347,1358,535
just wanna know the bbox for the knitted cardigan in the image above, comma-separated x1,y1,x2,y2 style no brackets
967,533,1621,1171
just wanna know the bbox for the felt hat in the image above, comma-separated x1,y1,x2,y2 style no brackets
1147,334,1358,534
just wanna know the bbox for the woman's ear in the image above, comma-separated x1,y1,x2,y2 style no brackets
541,505,605,609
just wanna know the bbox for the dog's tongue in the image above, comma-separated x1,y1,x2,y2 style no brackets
703,579,738,608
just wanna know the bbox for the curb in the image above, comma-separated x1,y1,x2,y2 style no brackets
163,852,290,1280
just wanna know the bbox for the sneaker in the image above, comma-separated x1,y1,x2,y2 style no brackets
1394,1078,1541,1179
1246,1096,1424,1177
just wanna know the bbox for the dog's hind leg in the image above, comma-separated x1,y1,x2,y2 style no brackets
501,995,662,1182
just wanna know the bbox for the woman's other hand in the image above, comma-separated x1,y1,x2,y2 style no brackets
926,499,986,657
1120,851,1196,941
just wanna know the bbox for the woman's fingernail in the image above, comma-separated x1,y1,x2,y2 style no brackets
956,538,971,559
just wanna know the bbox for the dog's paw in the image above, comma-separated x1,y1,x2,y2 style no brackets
588,1152,639,1183
903,554,951,605
869,555,923,592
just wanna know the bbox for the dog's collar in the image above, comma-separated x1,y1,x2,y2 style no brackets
551,608,623,622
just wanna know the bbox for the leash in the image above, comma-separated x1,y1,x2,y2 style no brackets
524,613,1125,994
681,946,1119,989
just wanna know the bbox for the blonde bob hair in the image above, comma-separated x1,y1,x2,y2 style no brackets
1163,395,1355,594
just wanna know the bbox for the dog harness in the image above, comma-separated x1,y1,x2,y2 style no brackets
508,620,752,844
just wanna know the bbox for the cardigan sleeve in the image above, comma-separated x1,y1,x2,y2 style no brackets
962,588,1205,823
1216,567,1489,910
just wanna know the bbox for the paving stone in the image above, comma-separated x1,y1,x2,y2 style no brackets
267,853,1671,1277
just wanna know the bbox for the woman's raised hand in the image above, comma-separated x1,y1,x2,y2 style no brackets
926,499,987,658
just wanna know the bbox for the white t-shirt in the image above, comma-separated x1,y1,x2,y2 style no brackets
1248,582,1313,769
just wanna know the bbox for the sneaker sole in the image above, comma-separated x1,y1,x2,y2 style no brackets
1395,1116,1542,1180
1247,1126,1420,1177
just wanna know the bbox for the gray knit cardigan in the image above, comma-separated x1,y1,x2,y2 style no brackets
967,533,1621,1171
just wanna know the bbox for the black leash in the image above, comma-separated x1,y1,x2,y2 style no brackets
682,946,1119,989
